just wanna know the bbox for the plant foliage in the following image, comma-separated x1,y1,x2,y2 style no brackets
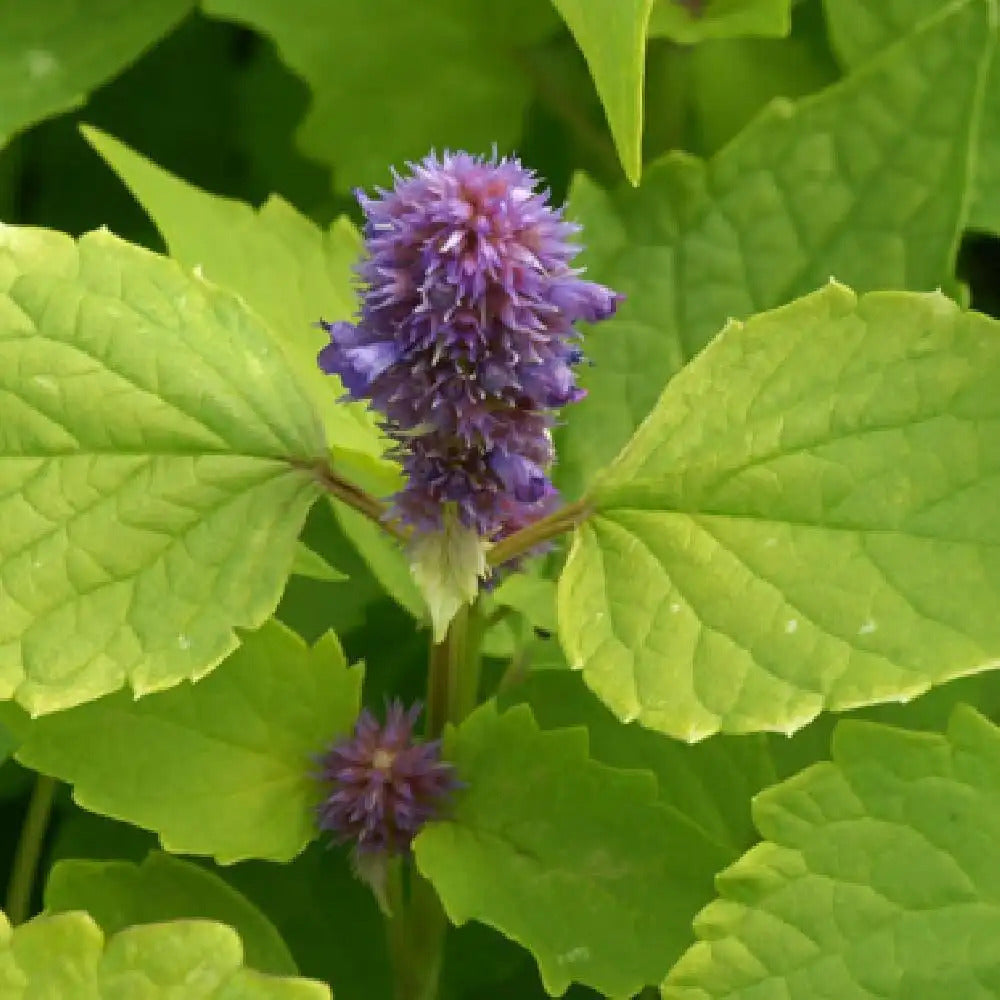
0,2,998,998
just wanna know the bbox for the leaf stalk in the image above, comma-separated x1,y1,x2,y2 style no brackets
5,775,57,925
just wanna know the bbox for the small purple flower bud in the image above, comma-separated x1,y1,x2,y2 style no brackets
315,701,458,856
317,321,399,398
317,150,623,540
488,450,552,504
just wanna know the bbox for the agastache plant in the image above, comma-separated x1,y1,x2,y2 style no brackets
313,149,620,910
318,151,621,637
5,8,1000,999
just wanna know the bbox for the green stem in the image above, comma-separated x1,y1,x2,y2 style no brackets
5,776,57,925
426,636,451,741
426,602,481,738
497,642,531,695
394,601,484,999
452,602,484,724
385,868,448,1000
486,499,590,567
302,459,410,544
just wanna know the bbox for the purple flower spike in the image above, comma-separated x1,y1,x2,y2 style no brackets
316,701,458,856
318,149,623,541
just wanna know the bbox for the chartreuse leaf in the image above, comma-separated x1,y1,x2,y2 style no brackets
559,0,994,497
648,0,791,43
822,0,1000,235
414,702,731,997
81,128,425,620
51,798,392,991
200,0,558,190
560,285,1000,740
44,852,297,976
81,125,390,465
0,0,191,146
11,619,361,862
664,706,1000,999
0,910,328,998
0,226,325,715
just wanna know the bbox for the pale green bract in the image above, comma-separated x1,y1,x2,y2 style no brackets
559,284,1000,740
410,512,488,643
664,706,1000,999
0,0,192,147
45,852,297,976
559,0,994,497
414,701,732,997
7,620,361,863
0,226,326,715
0,910,329,998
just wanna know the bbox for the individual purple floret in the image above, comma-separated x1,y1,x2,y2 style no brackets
318,150,622,540
316,701,458,855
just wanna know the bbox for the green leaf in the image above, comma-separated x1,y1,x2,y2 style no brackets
11,619,361,862
80,128,419,615
221,844,392,1000
290,542,346,583
414,702,731,997
551,0,656,185
558,0,994,497
490,575,558,635
329,500,425,622
44,851,297,976
440,921,545,1000
0,910,329,998
278,500,398,640
648,0,791,43
0,0,192,147
502,671,774,856
822,0,1000,235
560,285,1000,740
49,810,158,865
663,705,1000,999
675,3,839,156
0,225,325,715
81,125,390,464
200,0,558,190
